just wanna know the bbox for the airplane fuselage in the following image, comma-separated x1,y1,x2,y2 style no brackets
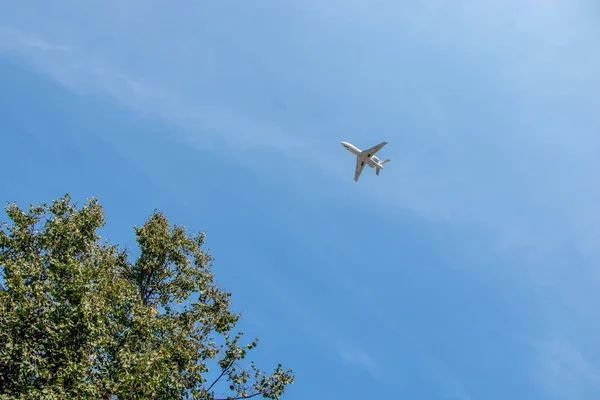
340,141,385,169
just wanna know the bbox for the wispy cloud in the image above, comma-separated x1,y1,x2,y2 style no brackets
337,347,382,380
529,336,600,399
0,27,71,53
0,26,316,158
416,351,473,400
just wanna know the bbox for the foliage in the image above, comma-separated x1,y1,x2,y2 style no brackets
0,194,294,399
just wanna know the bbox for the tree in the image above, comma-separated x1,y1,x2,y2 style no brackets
0,194,294,399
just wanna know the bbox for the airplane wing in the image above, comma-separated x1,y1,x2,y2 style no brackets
354,158,366,181
360,141,388,157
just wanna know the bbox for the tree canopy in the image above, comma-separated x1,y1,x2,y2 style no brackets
0,194,294,399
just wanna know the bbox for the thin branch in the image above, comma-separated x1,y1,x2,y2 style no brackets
215,392,265,400
206,359,235,393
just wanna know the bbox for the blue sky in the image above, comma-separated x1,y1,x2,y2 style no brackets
1,1,599,398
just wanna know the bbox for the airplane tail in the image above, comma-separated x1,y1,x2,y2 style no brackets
376,159,389,176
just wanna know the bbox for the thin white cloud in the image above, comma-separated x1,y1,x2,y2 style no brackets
338,347,382,380
0,27,71,53
529,337,600,399
0,27,316,158
416,351,473,400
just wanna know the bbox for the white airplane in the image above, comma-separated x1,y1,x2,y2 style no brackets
340,141,390,181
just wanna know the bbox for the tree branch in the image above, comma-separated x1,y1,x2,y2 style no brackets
206,359,235,393
215,392,265,400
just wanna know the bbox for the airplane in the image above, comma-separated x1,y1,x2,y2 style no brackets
340,141,390,181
